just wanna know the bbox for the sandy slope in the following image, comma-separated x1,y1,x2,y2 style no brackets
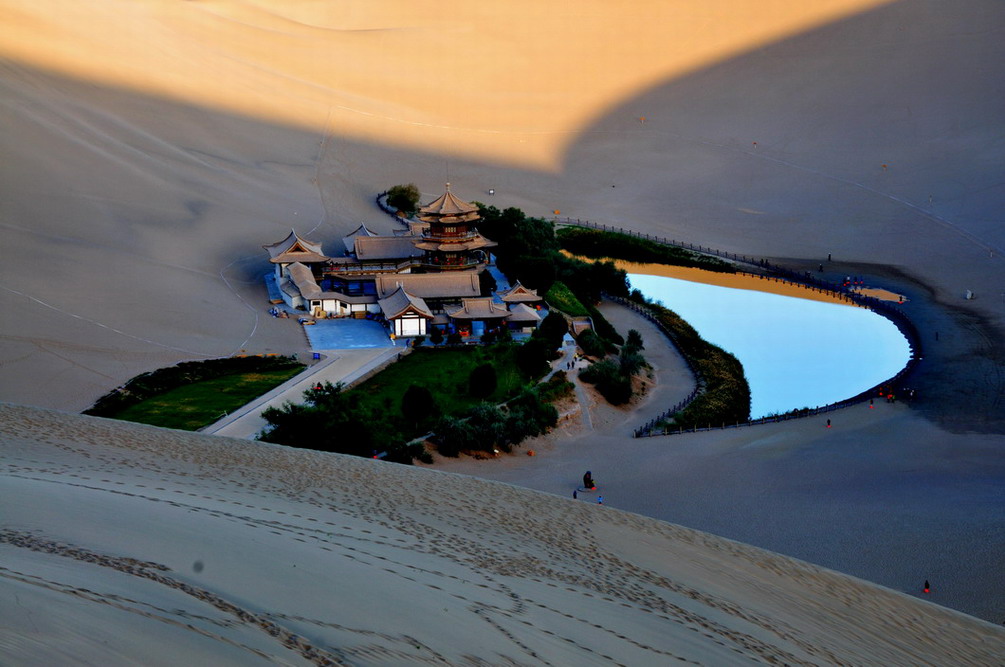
2,402,1003,665
0,0,1003,651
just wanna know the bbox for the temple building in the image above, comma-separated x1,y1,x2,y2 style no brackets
412,188,497,270
263,185,541,338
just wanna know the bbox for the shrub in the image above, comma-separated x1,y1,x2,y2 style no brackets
387,183,421,215
469,363,497,398
535,311,569,349
402,384,437,429
447,332,463,346
430,328,444,345
619,348,647,376
516,337,553,379
626,329,644,351
260,382,379,458
434,416,476,457
576,329,606,358
557,227,735,273
579,358,632,405
538,370,575,402
468,403,510,452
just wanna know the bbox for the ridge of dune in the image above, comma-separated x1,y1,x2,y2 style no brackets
0,0,893,168
2,402,1002,665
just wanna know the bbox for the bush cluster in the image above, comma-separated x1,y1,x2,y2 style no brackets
259,381,430,464
434,388,559,457
386,183,421,215
575,329,607,358
557,227,736,273
579,359,632,405
578,329,647,405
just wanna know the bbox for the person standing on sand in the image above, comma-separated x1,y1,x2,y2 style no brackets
583,471,595,490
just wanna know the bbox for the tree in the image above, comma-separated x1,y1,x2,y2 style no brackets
516,337,552,378
430,327,444,345
536,311,568,349
469,363,497,399
434,416,476,457
260,381,379,457
468,403,509,452
619,348,646,376
402,384,436,429
579,359,633,405
576,329,606,358
626,329,644,351
387,183,421,215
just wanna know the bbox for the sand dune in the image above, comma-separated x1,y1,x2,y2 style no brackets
2,403,1002,665
1,0,1003,657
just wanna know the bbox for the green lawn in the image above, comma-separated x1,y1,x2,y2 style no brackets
347,345,529,426
544,281,590,317
114,368,303,430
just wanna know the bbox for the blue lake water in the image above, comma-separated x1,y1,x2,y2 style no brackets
627,273,912,419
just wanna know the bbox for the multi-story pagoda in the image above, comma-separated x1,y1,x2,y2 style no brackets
412,184,496,271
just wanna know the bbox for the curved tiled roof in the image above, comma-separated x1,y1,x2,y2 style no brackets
498,281,542,302
263,229,329,264
506,302,542,321
354,236,424,260
375,273,481,299
418,186,479,217
378,286,432,320
342,223,378,255
446,298,510,320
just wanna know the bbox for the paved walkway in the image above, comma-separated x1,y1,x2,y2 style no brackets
205,345,405,440
547,335,594,431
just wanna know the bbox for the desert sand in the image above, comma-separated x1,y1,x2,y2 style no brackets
3,402,1003,665
1,0,1004,660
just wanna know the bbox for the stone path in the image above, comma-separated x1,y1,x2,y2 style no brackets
204,346,405,440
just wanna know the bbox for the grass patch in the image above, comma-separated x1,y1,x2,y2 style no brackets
112,367,303,430
544,281,590,317
346,344,532,437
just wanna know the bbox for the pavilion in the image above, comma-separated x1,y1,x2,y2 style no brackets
263,186,540,339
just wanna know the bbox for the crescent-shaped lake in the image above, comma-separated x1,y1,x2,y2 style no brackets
627,272,913,419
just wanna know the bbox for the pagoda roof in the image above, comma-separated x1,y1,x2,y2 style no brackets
354,236,424,261
446,298,510,320
375,272,481,300
498,281,542,302
263,229,329,264
378,286,433,320
506,302,542,322
412,234,496,252
418,185,479,218
342,223,378,255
